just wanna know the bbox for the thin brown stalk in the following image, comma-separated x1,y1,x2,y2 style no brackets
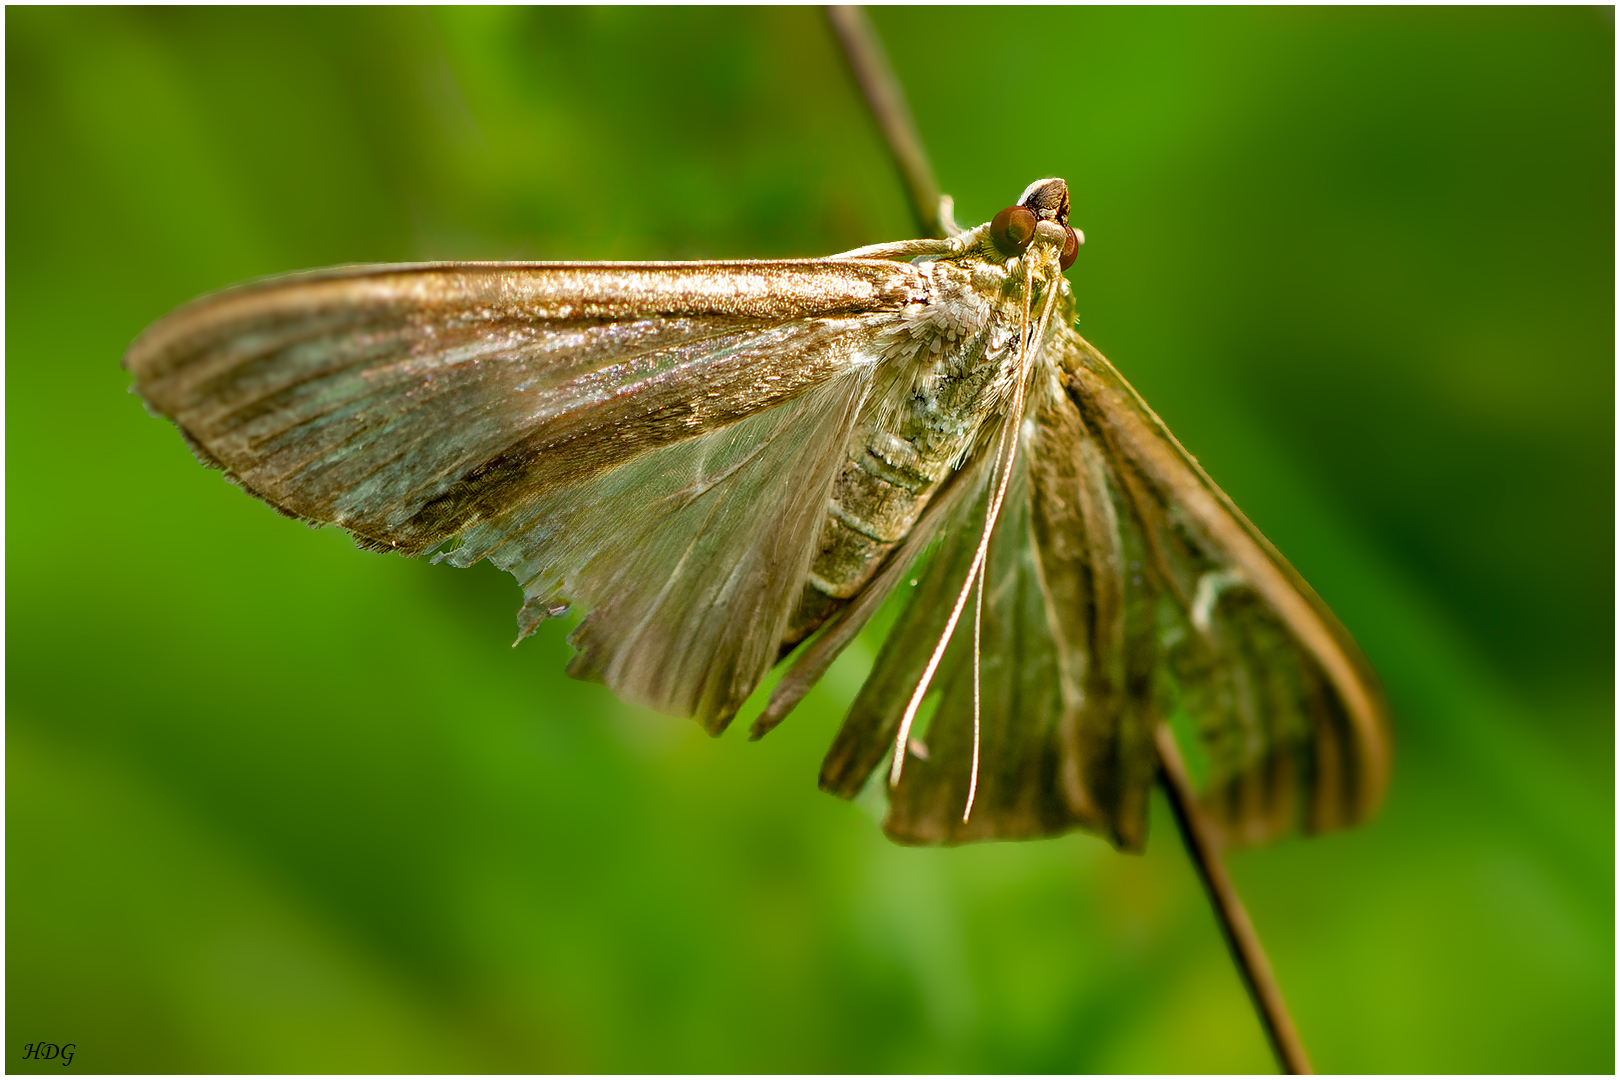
824,6,944,239
827,10,1314,1070
1156,722,1314,1075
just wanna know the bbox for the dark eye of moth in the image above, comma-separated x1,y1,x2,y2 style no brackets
990,205,1038,256
1060,226,1079,270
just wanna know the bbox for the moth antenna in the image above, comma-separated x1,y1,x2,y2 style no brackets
891,256,1039,792
962,248,1063,820
961,255,1047,821
888,457,995,789
963,556,985,821
956,409,1017,815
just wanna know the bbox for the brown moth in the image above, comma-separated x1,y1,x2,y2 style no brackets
124,178,1390,851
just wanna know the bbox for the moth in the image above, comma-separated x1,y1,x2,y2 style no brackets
124,177,1390,851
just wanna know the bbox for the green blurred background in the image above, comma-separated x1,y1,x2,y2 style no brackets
7,6,1613,1072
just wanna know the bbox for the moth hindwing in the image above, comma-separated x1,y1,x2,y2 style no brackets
125,179,1390,850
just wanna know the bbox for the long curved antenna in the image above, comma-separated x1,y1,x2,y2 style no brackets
962,265,1036,820
891,258,1035,793
886,419,1004,790
827,6,1315,1073
964,556,984,820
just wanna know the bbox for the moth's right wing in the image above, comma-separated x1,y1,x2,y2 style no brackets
818,330,1392,852
125,260,927,729
1058,330,1392,848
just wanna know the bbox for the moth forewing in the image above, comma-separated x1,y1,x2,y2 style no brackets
125,258,925,728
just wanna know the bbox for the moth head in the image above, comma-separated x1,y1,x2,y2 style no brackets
1017,177,1070,226
991,178,1083,270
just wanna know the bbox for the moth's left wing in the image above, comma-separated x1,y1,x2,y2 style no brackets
126,260,925,728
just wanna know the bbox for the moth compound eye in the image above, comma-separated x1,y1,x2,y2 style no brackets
990,206,1038,256
1060,226,1080,270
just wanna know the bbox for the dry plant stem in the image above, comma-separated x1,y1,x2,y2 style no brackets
1156,723,1314,1075
824,6,945,239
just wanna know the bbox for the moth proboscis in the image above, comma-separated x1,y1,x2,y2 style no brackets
124,176,1390,852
